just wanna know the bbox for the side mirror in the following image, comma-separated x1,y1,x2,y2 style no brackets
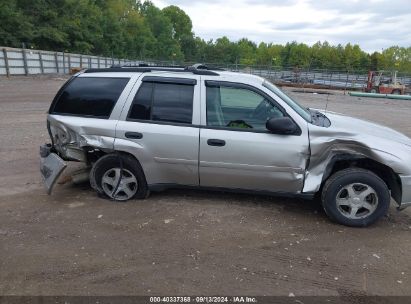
266,117,298,135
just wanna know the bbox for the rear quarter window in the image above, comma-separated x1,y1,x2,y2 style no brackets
50,77,130,118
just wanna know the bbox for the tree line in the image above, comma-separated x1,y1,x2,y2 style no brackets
1,0,410,72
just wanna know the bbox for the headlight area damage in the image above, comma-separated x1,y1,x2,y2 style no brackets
40,115,118,194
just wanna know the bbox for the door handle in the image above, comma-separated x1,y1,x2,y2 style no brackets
125,132,143,139
207,139,226,147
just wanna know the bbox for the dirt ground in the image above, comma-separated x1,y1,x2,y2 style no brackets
0,76,410,297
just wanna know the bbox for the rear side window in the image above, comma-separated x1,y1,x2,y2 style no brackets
51,77,130,118
128,81,194,124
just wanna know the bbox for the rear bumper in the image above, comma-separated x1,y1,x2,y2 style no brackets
40,144,67,194
398,175,411,210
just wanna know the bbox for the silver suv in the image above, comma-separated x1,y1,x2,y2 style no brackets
40,64,411,227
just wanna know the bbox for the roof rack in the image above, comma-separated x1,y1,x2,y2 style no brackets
84,63,221,76
111,63,185,68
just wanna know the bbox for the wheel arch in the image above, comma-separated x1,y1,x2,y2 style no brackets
86,149,144,167
88,150,149,200
320,154,402,204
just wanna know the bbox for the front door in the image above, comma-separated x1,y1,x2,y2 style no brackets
199,81,309,193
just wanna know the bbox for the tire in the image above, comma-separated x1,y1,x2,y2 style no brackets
392,89,401,95
321,168,390,227
90,153,149,201
370,88,378,93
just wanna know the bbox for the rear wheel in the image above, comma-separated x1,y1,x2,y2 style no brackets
392,89,401,95
370,88,378,93
90,154,149,201
321,168,390,227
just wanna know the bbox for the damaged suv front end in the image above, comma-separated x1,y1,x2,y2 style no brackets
304,110,411,211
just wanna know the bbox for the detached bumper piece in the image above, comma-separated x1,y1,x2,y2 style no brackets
40,144,67,194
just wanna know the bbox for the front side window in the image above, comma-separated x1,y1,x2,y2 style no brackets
51,77,130,118
206,85,284,130
263,80,312,122
128,82,194,124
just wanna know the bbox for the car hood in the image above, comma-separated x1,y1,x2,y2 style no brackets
318,111,411,147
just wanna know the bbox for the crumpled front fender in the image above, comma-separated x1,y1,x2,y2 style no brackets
303,120,411,206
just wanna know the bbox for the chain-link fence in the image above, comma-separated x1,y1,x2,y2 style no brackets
150,60,411,92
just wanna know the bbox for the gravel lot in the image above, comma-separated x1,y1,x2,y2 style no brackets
0,76,410,296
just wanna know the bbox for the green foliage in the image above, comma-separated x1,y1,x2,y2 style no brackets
0,0,409,72
0,0,33,47
162,5,195,60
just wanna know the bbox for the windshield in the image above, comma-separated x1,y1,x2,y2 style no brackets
263,80,312,122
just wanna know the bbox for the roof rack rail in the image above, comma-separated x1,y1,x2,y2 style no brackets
183,64,224,75
84,63,221,76
111,63,178,68
115,63,186,69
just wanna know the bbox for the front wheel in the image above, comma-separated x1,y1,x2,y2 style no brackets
321,168,390,227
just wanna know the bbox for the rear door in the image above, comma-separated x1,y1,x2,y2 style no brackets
116,75,201,187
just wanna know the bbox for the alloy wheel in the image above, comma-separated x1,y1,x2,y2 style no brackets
101,168,138,201
335,183,379,219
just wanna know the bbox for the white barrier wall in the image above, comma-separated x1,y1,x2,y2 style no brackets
0,46,139,76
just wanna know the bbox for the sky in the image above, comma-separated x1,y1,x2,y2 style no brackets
151,0,411,53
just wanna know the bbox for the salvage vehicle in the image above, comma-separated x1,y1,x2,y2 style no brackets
40,64,411,227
